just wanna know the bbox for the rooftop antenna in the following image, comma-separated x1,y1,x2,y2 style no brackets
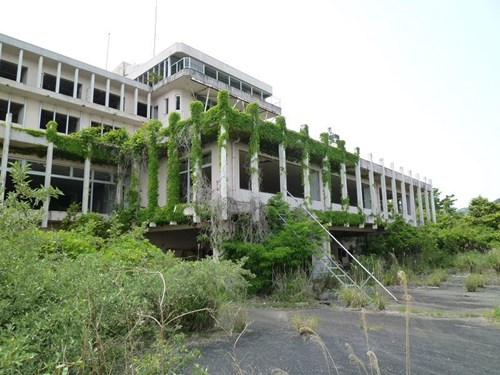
153,0,158,57
105,33,111,70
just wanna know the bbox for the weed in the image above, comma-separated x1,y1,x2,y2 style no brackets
423,269,448,286
337,287,370,308
464,273,485,292
291,313,319,334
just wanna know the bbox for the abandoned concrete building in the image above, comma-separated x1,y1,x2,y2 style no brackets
0,33,436,260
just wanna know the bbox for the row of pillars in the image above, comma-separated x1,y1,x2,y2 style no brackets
217,127,436,226
0,42,152,118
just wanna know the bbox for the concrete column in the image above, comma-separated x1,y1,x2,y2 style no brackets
303,155,311,206
120,83,125,111
220,124,228,220
400,167,408,221
390,162,398,216
147,92,152,118
340,162,348,210
55,62,61,93
16,49,24,82
323,157,332,210
250,146,260,222
416,173,424,226
115,163,123,205
408,170,417,225
89,74,95,102
73,68,79,98
424,177,431,222
0,114,12,201
105,78,110,107
368,154,377,216
82,157,91,214
355,161,364,228
429,178,437,222
167,57,171,77
37,56,44,88
134,88,139,115
278,143,287,196
380,158,388,220
41,141,54,228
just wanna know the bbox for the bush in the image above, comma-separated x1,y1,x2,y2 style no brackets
337,287,370,308
269,269,315,304
423,269,448,287
464,273,485,292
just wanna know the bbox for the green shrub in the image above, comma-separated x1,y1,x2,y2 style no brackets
464,273,485,292
423,269,448,287
337,287,370,308
269,269,315,304
455,251,485,273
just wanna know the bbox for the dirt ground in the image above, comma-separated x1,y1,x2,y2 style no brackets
188,284,500,374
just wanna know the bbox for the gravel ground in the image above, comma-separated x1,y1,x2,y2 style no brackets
186,284,500,374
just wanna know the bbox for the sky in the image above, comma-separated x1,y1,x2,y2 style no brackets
1,0,499,207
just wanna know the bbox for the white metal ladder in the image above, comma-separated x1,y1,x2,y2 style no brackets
285,190,399,303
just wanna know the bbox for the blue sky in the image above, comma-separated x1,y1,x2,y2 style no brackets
1,0,498,207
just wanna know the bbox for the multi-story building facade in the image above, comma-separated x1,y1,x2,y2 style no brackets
0,33,436,258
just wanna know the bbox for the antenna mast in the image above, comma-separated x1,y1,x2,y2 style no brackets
153,0,158,57
105,33,111,70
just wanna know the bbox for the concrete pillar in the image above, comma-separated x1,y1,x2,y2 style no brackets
134,88,139,115
82,157,91,214
250,146,260,222
115,163,123,205
120,83,125,111
323,157,332,210
355,161,364,228
167,57,171,77
73,68,79,98
278,143,287,196
105,78,110,107
340,162,348,210
424,177,431,222
400,167,408,221
408,170,417,225
429,178,437,222
303,154,311,206
220,124,228,220
416,173,424,226
41,141,54,228
55,62,61,93
368,154,378,216
37,56,43,88
390,162,398,216
380,158,388,220
0,114,12,201
16,49,24,82
89,74,95,102
147,92,152,118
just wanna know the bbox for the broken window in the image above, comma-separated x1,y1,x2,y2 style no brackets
0,99,24,124
260,155,280,194
0,59,27,82
346,178,358,207
93,88,120,109
331,174,341,204
137,102,148,117
39,109,79,134
286,162,304,199
42,73,82,98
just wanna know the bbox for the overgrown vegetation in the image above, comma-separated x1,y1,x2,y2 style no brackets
0,163,248,374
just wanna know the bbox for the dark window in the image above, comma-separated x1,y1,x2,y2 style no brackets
175,95,181,111
0,99,24,123
260,155,280,194
43,73,82,98
205,65,217,80
93,88,120,109
0,59,27,82
286,162,304,199
152,105,158,119
331,175,342,204
91,121,113,134
164,98,169,114
239,150,250,190
137,102,148,117
40,109,79,134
